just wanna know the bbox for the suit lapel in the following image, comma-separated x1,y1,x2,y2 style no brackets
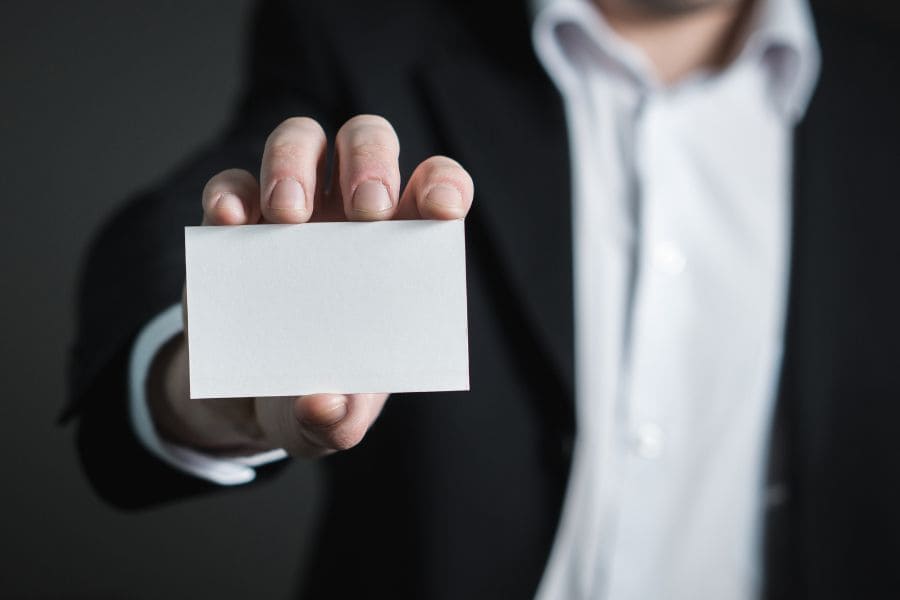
771,5,900,596
418,43,576,401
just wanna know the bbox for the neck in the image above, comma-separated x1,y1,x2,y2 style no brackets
596,0,756,84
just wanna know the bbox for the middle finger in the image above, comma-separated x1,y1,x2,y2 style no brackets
334,114,401,221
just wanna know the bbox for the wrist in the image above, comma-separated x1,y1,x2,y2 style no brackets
147,334,270,455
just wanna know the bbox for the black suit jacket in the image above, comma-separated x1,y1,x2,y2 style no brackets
66,0,900,597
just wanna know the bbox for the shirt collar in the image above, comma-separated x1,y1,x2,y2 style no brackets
532,0,821,122
744,0,821,120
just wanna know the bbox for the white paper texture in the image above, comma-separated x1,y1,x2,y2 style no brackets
184,220,469,399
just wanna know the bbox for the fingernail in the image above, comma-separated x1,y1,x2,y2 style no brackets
269,178,306,212
424,184,462,209
352,180,393,214
216,193,245,219
299,396,348,428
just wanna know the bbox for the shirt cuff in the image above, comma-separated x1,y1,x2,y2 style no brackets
127,303,288,485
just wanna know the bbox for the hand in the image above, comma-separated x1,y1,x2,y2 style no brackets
148,115,474,458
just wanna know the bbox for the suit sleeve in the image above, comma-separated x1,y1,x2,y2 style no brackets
64,0,348,509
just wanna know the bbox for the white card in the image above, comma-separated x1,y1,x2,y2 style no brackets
184,220,469,399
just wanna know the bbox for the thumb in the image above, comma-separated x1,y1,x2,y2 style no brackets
255,393,388,458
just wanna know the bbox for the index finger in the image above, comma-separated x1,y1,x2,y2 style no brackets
259,117,328,224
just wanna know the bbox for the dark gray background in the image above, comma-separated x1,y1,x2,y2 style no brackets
1,2,320,598
2,1,899,599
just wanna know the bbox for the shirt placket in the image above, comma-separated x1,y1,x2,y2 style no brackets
603,91,692,599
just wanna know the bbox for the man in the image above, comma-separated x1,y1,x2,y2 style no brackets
66,0,900,597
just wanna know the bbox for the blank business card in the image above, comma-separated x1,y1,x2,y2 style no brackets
184,220,469,399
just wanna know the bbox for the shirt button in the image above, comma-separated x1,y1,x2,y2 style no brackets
631,422,665,459
651,241,686,276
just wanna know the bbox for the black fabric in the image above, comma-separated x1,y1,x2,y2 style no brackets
66,0,900,598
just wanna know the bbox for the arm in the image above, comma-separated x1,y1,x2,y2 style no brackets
129,304,286,485
66,0,344,508
67,0,474,509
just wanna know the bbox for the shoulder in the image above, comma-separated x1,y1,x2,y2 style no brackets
806,3,900,147
254,0,530,62
813,4,900,102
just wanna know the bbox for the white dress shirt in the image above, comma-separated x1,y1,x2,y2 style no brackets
532,0,818,598
129,0,819,597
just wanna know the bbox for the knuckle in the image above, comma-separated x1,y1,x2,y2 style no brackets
201,171,239,210
422,154,463,170
418,157,473,193
202,171,229,192
263,143,316,184
325,422,367,451
338,115,399,155
219,167,254,181
265,141,304,164
264,119,326,159
344,113,393,132
271,116,325,141
428,164,469,186
347,142,397,166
